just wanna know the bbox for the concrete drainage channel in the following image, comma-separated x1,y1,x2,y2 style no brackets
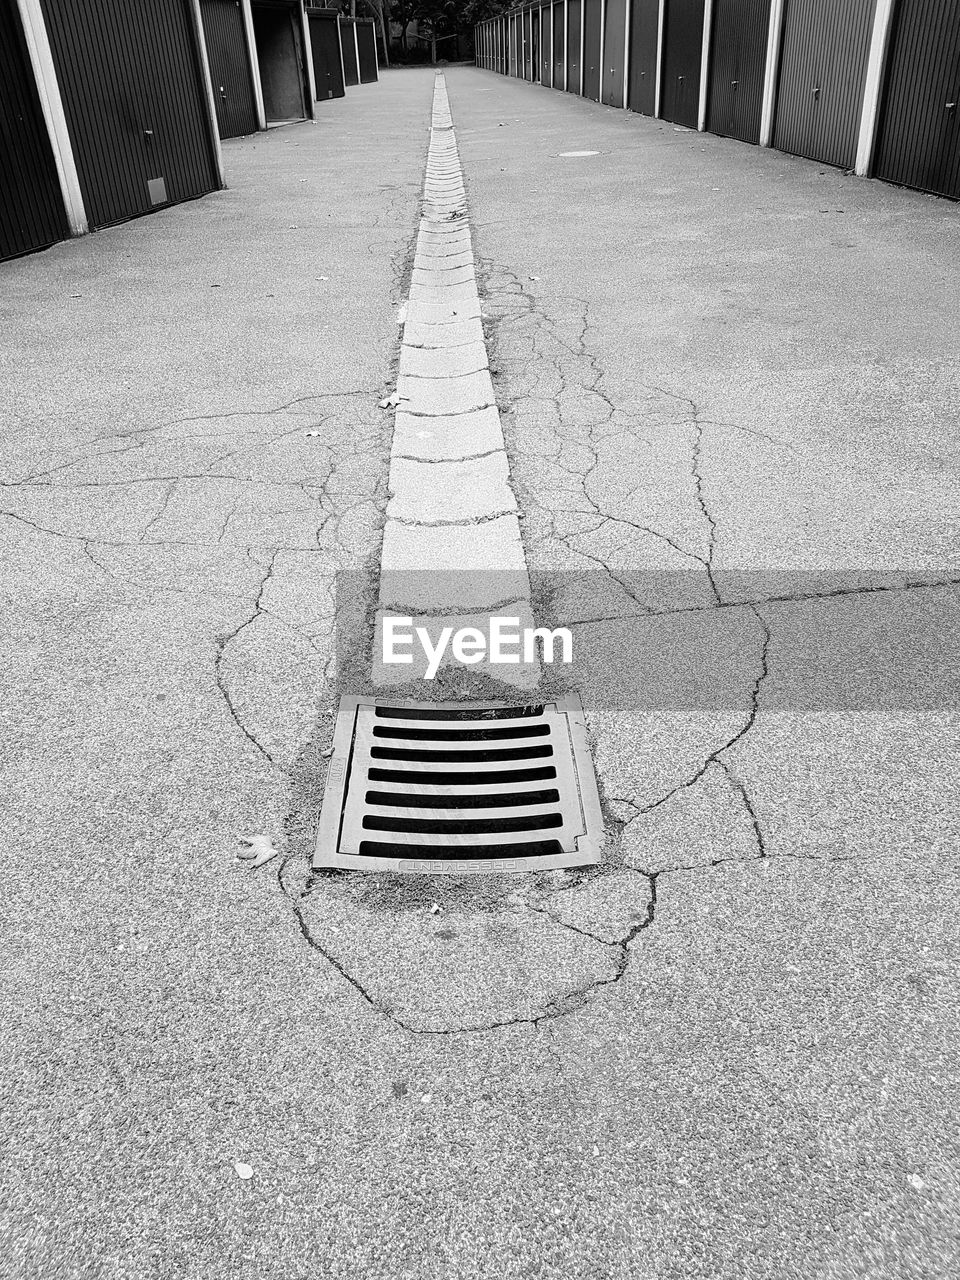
279,75,657,1034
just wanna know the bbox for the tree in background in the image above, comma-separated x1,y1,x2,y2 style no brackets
338,0,513,65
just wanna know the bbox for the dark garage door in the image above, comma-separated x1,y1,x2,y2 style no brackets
567,0,582,92
40,0,220,230
873,0,960,200
661,0,705,128
200,0,258,138
253,2,308,120
583,0,602,100
308,10,345,100
0,2,69,260
357,20,378,83
601,0,627,106
628,0,659,116
773,0,876,170
707,0,771,144
553,1,565,87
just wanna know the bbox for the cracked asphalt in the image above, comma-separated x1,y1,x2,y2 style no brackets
2,64,960,1280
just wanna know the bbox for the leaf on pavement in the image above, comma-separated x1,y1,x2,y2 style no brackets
238,834,280,870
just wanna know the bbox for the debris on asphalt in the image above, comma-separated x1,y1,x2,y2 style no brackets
234,1162,254,1180
321,746,334,758
379,391,405,409
429,902,442,914
237,834,280,870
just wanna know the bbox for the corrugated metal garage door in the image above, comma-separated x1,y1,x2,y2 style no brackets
41,0,220,230
553,1,566,87
524,8,533,79
874,0,960,199
532,7,542,82
601,0,627,106
0,2,69,260
773,0,876,170
509,12,518,75
707,0,771,144
200,0,258,137
661,0,705,127
583,0,602,100
567,0,582,91
308,10,345,100
628,0,659,115
357,20,377,82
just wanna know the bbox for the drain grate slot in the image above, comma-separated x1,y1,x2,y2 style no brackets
372,724,551,742
368,765,558,786
362,814,564,835
365,788,561,809
374,705,545,721
370,745,554,763
315,695,604,873
357,839,566,861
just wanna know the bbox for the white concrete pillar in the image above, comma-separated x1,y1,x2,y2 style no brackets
698,0,714,130
187,0,227,181
300,3,318,112
622,0,632,108
654,0,665,118
599,0,606,102
239,0,267,129
759,0,786,147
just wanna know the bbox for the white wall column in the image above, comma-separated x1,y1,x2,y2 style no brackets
239,0,267,129
301,4,318,112
697,0,714,130
654,0,665,117
759,0,786,146
857,0,895,174
564,0,569,90
16,0,88,235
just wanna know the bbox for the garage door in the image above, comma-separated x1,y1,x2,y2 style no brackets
707,0,771,144
627,0,659,116
773,0,876,170
0,2,69,260
40,0,219,230
567,0,583,92
583,0,602,100
660,0,705,128
308,10,345,101
873,0,960,199
601,0,628,106
200,0,258,138
553,1,566,88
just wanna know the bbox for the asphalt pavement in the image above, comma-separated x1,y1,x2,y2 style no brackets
1,64,959,1280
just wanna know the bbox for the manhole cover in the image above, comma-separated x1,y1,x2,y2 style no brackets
314,695,603,873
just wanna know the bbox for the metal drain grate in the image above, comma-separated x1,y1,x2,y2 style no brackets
314,695,604,873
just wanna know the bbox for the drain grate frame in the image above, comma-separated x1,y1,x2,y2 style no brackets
314,695,604,873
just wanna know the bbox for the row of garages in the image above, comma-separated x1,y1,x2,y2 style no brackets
1,1,379,263
474,0,960,201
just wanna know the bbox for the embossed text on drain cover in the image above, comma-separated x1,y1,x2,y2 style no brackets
314,695,603,873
